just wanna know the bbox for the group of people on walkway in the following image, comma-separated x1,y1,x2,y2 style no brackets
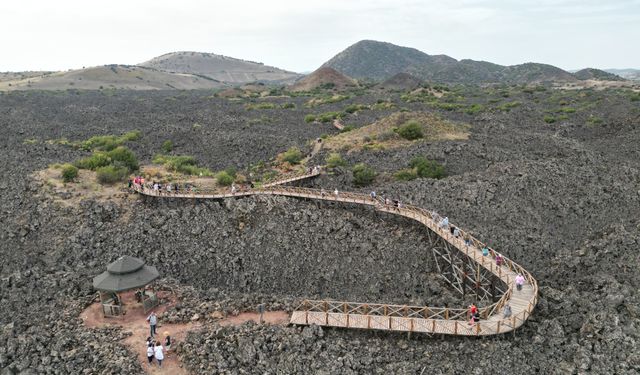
146,311,171,368
130,177,197,195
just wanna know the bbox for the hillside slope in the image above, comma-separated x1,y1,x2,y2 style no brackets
139,51,300,84
0,65,227,90
322,40,582,84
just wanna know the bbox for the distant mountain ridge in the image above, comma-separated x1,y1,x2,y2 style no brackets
139,51,301,84
604,68,640,81
322,40,625,84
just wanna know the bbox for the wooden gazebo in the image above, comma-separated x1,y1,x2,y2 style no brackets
92,256,160,317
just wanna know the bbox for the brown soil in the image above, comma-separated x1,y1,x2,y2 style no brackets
80,291,197,375
80,291,290,374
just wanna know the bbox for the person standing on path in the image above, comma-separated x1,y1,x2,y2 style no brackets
154,342,164,368
146,342,155,367
147,311,157,337
164,333,172,353
515,274,525,291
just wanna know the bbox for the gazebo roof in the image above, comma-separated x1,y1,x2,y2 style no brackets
93,256,159,292
107,256,144,275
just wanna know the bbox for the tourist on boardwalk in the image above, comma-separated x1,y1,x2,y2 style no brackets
231,183,237,194
468,306,480,326
453,226,460,238
370,191,376,200
154,342,164,367
464,233,471,246
321,188,325,197
147,311,158,337
164,332,172,353
440,216,449,230
515,274,525,291
482,246,489,256
469,304,478,316
334,188,339,197
503,304,512,319
495,253,503,266
146,342,155,366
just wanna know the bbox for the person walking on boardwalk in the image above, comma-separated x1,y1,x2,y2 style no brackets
154,341,164,367
146,341,155,367
495,253,503,266
482,246,489,256
370,191,376,200
147,311,158,337
515,274,525,291
503,304,512,319
334,188,339,197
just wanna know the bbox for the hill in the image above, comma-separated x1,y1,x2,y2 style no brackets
321,40,442,81
375,73,423,91
139,51,300,85
322,40,582,84
573,68,624,81
288,67,358,92
0,65,227,91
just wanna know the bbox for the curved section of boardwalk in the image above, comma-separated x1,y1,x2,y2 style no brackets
132,175,538,336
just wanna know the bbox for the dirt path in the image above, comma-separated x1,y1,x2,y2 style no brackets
80,292,290,374
80,291,196,375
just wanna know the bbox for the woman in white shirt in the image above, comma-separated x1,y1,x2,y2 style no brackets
154,343,164,367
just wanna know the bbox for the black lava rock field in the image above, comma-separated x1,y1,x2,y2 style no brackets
0,87,639,374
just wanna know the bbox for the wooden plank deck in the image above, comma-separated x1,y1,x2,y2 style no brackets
132,174,538,336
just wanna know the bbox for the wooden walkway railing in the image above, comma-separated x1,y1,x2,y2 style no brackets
131,177,538,336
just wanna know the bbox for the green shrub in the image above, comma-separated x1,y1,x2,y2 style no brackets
215,171,234,186
496,101,522,112
161,140,173,153
107,146,138,172
340,125,355,133
394,168,417,181
96,165,129,184
465,104,485,115
281,147,303,164
82,135,120,151
587,115,603,126
410,157,445,179
395,120,424,140
75,152,111,170
318,111,344,123
344,104,369,113
61,164,78,182
121,130,141,142
326,152,346,168
282,102,296,109
81,130,141,151
152,154,211,175
631,94,640,102
352,163,376,187
543,115,556,123
304,114,316,123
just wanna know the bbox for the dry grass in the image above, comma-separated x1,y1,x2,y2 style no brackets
323,111,470,153
33,167,129,208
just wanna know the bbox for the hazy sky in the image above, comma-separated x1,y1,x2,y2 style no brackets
1,0,638,72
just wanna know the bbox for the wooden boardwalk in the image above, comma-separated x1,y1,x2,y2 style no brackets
132,172,538,336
